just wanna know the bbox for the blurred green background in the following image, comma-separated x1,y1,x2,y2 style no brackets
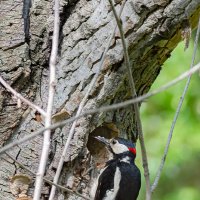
137,37,200,200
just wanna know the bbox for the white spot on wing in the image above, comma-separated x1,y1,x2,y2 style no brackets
103,167,121,200
120,156,130,164
104,189,114,200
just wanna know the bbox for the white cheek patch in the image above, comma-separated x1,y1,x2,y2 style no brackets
111,143,129,154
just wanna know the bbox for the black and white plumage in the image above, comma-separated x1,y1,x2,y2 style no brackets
93,136,141,200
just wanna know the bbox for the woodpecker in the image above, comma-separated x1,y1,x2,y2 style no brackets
93,136,141,200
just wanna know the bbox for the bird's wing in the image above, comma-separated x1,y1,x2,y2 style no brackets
94,165,116,200
116,163,141,200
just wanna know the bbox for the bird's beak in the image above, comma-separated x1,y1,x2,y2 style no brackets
94,136,110,147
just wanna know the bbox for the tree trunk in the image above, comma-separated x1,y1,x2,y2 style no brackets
0,0,199,199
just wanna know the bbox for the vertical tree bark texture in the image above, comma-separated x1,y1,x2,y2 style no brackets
0,0,200,199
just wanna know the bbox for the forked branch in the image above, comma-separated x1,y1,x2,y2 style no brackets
0,75,46,117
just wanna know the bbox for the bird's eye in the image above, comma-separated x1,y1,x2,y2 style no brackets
111,139,117,145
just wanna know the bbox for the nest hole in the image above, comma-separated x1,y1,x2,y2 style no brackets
87,123,119,165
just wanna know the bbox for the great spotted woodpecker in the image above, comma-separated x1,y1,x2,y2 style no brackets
93,136,141,200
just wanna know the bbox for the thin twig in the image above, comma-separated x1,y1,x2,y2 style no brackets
108,1,151,199
33,0,59,199
48,2,127,199
0,61,200,156
151,17,200,192
0,75,46,117
4,153,89,200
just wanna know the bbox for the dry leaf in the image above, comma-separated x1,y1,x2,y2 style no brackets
181,19,191,51
34,111,42,122
10,174,32,198
16,197,32,200
52,109,70,123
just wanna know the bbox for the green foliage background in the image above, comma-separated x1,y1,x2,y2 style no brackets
137,39,200,200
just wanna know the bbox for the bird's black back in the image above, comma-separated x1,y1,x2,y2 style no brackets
94,154,141,200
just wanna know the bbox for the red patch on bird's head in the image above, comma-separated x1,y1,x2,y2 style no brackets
128,147,136,155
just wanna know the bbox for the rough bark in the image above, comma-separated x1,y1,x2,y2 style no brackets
0,0,200,199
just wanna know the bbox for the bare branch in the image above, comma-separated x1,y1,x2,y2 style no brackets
108,0,151,199
33,0,59,199
0,75,46,117
151,17,200,192
4,153,90,200
0,61,200,155
48,2,127,199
